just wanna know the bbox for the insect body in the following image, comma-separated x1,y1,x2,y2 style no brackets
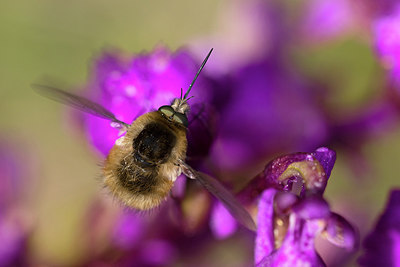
33,49,256,231
105,111,187,210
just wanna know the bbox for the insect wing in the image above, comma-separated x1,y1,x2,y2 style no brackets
180,160,256,231
32,84,129,129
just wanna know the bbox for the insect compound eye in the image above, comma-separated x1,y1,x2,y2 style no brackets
159,105,175,118
172,112,188,127
158,105,188,127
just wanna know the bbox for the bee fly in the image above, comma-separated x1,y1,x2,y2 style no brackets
33,49,256,231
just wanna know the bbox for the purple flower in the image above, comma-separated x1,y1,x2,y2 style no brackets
328,102,399,174
83,46,212,156
209,202,238,239
301,0,353,41
208,58,328,173
112,211,146,249
0,212,28,267
82,201,179,266
138,239,177,265
0,145,24,209
0,143,32,267
254,148,357,266
239,147,336,205
359,189,400,266
373,5,400,90
255,190,327,267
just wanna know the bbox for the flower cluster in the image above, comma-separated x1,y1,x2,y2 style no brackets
10,0,400,265
68,2,400,261
253,147,357,266
83,47,212,158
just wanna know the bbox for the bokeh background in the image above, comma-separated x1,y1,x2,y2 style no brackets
1,0,399,266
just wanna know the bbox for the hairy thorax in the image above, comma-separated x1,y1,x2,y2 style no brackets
103,111,187,210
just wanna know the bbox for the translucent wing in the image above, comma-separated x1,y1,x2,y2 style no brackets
179,160,257,232
32,84,129,129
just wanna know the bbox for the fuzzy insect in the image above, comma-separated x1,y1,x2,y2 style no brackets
33,49,256,231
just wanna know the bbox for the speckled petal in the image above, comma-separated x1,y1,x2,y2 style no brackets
263,150,328,194
312,147,336,180
257,215,326,267
239,148,335,205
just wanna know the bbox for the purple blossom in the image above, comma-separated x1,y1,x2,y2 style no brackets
47,3,400,265
81,201,179,267
359,189,400,266
81,194,229,266
83,46,212,157
137,239,177,265
200,0,400,180
0,212,28,267
254,148,357,266
239,147,336,205
0,144,31,267
79,45,331,242
330,102,399,146
256,190,327,267
23,0,400,264
112,211,146,249
209,202,238,239
373,4,400,89
312,147,336,179
81,43,328,178
208,58,328,172
327,102,399,175
301,0,353,41
0,145,23,209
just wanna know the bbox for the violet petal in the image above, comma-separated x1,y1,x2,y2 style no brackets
312,147,336,180
84,47,212,156
274,192,298,215
373,5,400,89
258,215,326,267
112,211,145,249
139,239,176,265
302,0,352,41
255,188,278,264
359,189,400,266
292,196,330,220
209,202,238,240
323,212,358,250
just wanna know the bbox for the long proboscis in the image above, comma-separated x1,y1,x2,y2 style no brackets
183,48,213,100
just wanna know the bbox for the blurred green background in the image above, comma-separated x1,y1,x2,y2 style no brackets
1,0,399,265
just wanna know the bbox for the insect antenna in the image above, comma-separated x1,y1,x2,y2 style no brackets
183,48,213,101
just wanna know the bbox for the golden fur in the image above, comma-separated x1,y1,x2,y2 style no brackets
103,111,187,210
